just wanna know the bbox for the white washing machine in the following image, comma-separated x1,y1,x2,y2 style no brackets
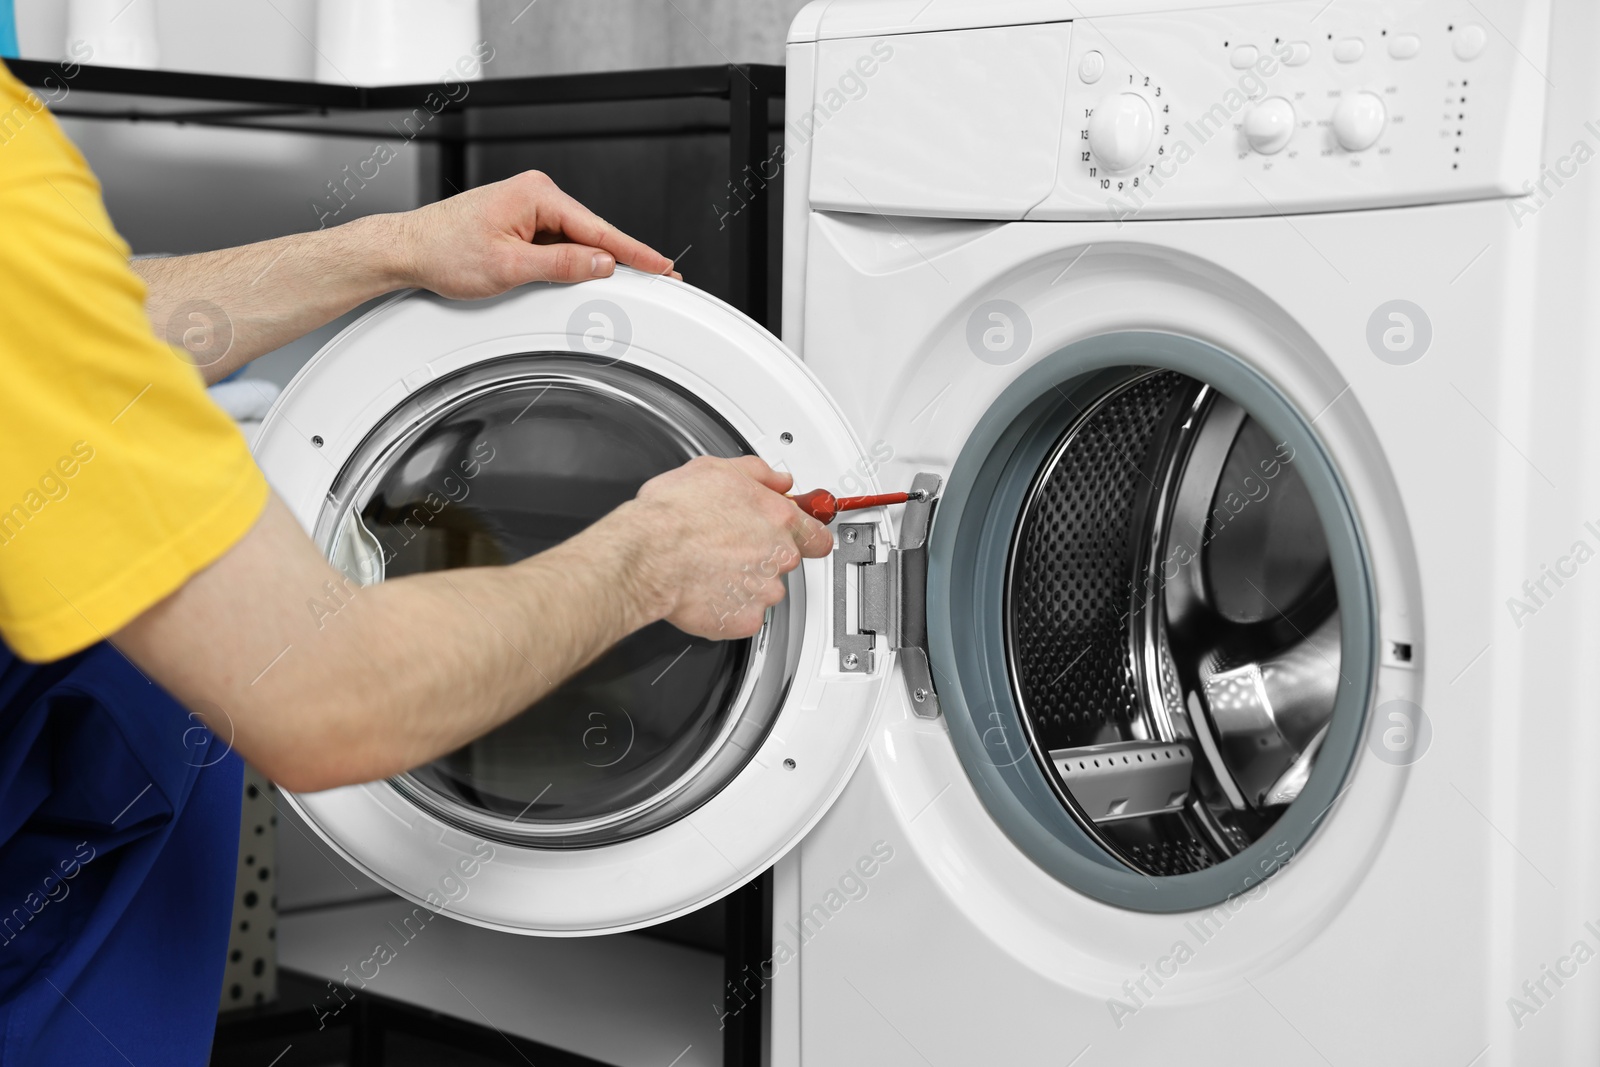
255,0,1600,1063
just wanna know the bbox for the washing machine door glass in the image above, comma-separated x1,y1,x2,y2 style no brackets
318,357,767,849
254,273,886,934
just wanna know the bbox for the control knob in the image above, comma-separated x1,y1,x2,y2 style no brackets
1331,91,1387,152
1243,97,1296,154
1087,92,1155,173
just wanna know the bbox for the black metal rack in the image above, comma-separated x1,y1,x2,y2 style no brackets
7,58,784,332
7,57,782,1067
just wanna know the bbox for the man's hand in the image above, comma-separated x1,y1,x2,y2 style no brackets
598,456,834,640
396,170,680,297
133,170,677,384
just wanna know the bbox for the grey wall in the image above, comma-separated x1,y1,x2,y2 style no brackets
481,0,810,75
16,0,320,78
17,0,811,77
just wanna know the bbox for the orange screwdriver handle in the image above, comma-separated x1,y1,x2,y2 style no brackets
788,488,839,524
788,489,913,525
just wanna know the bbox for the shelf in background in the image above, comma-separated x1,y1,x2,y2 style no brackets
5,59,783,142
277,897,723,1067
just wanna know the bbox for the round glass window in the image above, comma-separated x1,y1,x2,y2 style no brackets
933,336,1375,910
314,355,800,848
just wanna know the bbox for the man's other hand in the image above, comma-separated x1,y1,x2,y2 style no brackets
396,170,681,298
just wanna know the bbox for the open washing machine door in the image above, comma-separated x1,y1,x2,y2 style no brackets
253,269,893,935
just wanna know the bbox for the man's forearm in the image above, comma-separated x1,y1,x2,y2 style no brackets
113,457,821,793
114,493,658,792
269,519,655,789
134,213,407,385
133,171,682,386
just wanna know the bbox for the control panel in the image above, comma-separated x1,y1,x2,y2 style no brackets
797,0,1545,221
1031,0,1544,219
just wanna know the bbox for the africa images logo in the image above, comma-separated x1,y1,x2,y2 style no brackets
966,300,1032,366
1365,300,1432,365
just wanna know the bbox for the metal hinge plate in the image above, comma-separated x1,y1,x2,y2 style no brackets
832,472,941,718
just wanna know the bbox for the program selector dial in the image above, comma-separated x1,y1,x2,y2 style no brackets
1243,96,1296,154
1087,91,1155,173
1332,91,1387,151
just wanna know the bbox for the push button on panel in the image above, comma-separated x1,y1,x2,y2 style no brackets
1230,45,1259,69
1284,40,1312,66
1333,37,1365,62
1452,23,1487,60
1387,33,1422,59
1079,49,1105,83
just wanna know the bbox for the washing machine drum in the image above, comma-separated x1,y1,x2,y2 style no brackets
947,359,1370,887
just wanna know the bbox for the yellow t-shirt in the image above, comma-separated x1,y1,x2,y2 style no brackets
0,63,269,662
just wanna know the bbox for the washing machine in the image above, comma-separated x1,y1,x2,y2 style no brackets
254,0,1600,1063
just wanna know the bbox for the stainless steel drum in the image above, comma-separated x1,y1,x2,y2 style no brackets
1005,369,1343,875
931,334,1375,910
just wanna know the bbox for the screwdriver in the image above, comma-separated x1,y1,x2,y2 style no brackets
788,487,928,525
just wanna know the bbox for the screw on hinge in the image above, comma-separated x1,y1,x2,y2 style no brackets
843,653,860,670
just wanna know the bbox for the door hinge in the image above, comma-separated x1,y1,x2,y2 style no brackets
832,472,941,718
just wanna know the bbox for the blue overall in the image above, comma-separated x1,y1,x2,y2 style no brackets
0,640,240,1065
0,0,15,61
